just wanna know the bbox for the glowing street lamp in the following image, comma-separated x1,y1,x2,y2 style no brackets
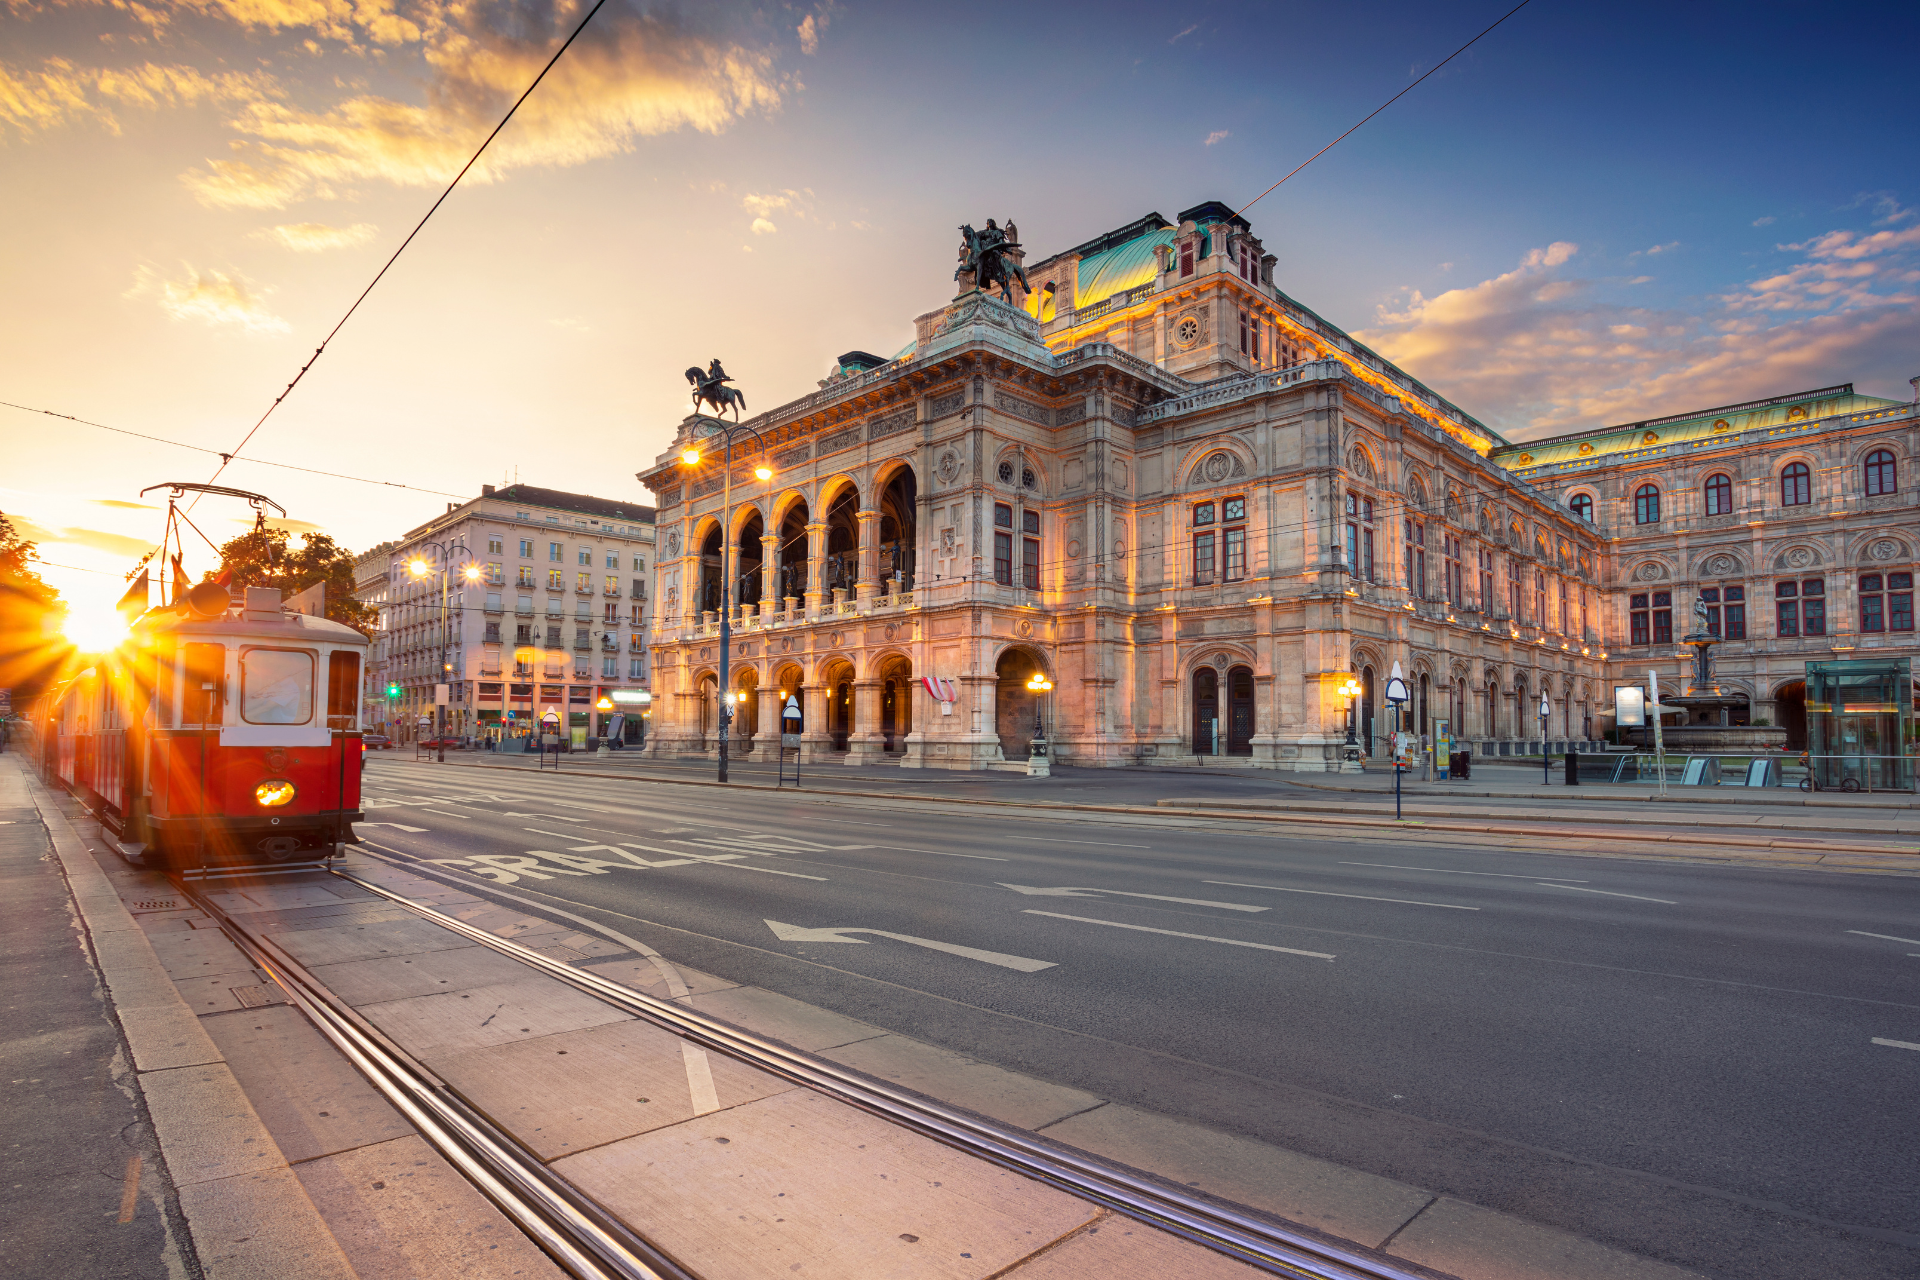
1338,675,1362,751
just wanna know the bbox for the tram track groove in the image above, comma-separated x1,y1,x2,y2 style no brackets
320,850,1439,1280
171,863,699,1280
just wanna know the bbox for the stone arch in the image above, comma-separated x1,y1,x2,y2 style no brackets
992,645,1051,761
1695,549,1746,578
815,654,857,752
874,464,919,591
871,649,915,752
1406,472,1429,512
1346,441,1378,482
1629,558,1672,583
1853,534,1911,565
1183,445,1251,490
771,661,807,734
990,447,1046,495
1772,544,1823,572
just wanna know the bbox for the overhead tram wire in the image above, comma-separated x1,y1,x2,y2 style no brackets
0,400,468,499
1233,0,1535,219
189,0,616,499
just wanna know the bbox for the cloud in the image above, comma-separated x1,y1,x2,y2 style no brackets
1354,227,1920,438
797,13,822,55
254,221,378,251
741,188,812,234
1752,216,1776,227
261,517,324,534
127,263,290,332
0,57,279,135
92,498,159,509
57,526,159,557
8,515,60,545
1169,23,1198,42
750,217,776,235
1628,240,1678,258
1845,191,1916,227
1204,129,1230,147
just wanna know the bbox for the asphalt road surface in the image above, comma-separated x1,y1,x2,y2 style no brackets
354,755,1920,1280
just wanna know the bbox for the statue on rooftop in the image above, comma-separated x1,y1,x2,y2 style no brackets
957,218,1030,305
686,358,746,420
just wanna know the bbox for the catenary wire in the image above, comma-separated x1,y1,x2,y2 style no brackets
190,0,615,496
1235,0,1535,219
0,400,468,499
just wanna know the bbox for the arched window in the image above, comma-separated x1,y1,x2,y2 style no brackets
1703,473,1733,515
1780,462,1811,506
1634,484,1660,524
1864,449,1898,496
1567,493,1593,522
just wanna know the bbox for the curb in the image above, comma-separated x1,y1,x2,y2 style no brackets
384,756,1919,862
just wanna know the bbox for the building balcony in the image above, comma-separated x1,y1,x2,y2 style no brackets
479,666,502,677
603,588,621,598
572,638,591,650
576,587,595,596
514,605,534,617
629,641,646,653
545,608,564,619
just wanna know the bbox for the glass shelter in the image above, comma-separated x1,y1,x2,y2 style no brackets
1803,658,1917,792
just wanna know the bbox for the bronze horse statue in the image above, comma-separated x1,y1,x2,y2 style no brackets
686,360,746,420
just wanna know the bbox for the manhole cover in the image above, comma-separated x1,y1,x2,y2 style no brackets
133,900,181,910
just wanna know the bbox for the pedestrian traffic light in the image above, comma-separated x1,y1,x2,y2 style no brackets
386,682,401,699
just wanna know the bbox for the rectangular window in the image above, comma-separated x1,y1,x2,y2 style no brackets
326,650,360,728
241,647,314,725
606,552,618,569
1362,527,1375,581
1534,571,1546,626
1022,538,1040,590
602,657,617,677
631,578,646,599
1723,586,1746,640
1630,593,1650,646
1194,502,1216,527
1701,586,1722,635
548,570,563,590
519,539,533,558
1557,578,1568,632
1180,243,1194,277
1802,578,1826,636
1194,531,1216,585
578,548,590,566
487,538,503,554
604,575,618,595
549,542,562,561
182,642,225,725
629,658,645,679
1022,509,1040,537
1223,528,1245,582
603,602,618,622
1345,522,1359,576
1651,590,1673,644
1776,581,1800,637
993,532,1012,584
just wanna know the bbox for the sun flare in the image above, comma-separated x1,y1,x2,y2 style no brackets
62,612,129,653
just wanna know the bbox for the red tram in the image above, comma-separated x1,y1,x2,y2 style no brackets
28,581,368,868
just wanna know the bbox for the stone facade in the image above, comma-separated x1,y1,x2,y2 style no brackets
636,202,1916,770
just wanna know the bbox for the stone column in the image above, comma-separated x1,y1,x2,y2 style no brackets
845,677,885,763
855,509,882,603
804,521,828,616
760,533,779,612
797,679,833,763
758,683,783,758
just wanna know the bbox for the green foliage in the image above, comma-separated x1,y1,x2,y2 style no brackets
1751,717,1772,727
0,510,65,702
204,527,375,635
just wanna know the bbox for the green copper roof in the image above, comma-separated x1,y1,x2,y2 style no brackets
1074,228,1175,310
1491,385,1904,471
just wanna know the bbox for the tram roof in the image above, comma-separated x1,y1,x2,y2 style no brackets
134,605,368,646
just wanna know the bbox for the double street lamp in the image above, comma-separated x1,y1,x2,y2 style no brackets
678,422,774,784
406,539,480,763
1338,674,1362,760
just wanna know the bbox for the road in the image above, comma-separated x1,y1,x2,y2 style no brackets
354,754,1920,1280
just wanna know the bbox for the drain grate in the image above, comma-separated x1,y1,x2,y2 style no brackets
132,900,181,911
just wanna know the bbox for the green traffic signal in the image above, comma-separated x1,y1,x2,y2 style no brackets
386,682,401,698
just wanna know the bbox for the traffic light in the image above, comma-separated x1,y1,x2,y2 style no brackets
386,682,401,699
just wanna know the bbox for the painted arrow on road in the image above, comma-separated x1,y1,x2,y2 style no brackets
763,919,1056,972
997,884,1267,912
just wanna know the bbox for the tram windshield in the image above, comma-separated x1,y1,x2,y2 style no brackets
241,648,314,724
327,650,362,730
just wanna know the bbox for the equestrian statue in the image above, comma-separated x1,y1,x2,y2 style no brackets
956,218,1030,305
686,358,746,420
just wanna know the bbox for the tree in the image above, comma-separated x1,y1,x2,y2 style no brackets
203,527,376,635
0,511,66,703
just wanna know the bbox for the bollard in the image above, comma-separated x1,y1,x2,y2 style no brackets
1565,747,1580,786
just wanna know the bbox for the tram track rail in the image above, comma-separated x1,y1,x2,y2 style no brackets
172,863,699,1280
311,847,1438,1280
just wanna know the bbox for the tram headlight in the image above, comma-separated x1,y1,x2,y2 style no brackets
255,779,296,807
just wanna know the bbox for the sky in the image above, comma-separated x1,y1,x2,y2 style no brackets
4,0,1918,623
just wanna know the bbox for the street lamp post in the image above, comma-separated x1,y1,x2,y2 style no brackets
1025,672,1053,776
1539,692,1552,785
407,538,478,764
1385,663,1410,821
1338,675,1362,764
678,421,772,784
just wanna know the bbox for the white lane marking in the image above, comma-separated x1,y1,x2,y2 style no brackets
417,810,466,818
524,828,587,840
358,823,428,833
503,812,587,822
1205,881,1477,911
999,883,1267,912
1022,911,1335,960
1849,930,1920,947
763,919,1055,971
1341,861,1588,883
683,1040,721,1114
875,845,1008,861
1872,1038,1920,1052
1537,883,1676,905
997,834,1152,848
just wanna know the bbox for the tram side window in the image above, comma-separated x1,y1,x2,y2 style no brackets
242,648,314,725
153,655,176,728
182,643,225,725
327,650,362,729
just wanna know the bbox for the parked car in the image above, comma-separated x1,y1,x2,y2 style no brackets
361,733,393,749
417,736,464,749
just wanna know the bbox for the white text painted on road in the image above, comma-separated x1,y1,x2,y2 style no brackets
1022,911,1336,960
1848,930,1920,947
763,919,1056,971
1538,884,1676,905
999,884,1267,912
1205,881,1477,910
